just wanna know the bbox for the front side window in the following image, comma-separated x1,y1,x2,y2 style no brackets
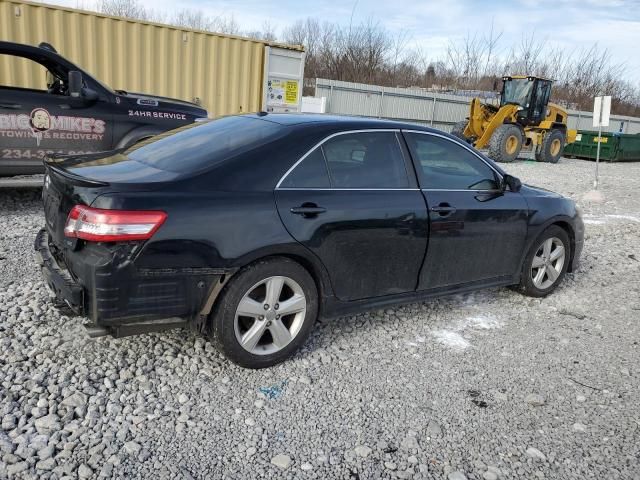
321,132,408,188
405,133,499,190
501,78,534,108
0,53,49,91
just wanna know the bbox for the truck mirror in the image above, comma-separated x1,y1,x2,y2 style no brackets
68,70,83,98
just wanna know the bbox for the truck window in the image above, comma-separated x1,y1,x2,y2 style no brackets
126,116,286,174
0,53,50,91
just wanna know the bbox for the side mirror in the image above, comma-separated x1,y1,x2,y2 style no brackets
502,174,522,193
68,70,83,97
66,70,99,107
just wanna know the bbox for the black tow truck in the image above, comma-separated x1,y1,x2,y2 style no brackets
0,41,208,176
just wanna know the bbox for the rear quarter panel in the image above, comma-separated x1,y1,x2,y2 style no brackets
90,188,334,297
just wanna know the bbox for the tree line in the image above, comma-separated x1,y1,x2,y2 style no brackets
97,0,640,116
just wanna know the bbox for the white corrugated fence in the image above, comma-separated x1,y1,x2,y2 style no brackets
315,78,640,135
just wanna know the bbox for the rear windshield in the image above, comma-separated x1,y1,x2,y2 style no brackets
126,116,285,173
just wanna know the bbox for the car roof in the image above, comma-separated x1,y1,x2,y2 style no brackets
247,112,435,132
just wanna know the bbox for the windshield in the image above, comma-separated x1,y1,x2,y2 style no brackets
125,116,285,174
501,78,534,108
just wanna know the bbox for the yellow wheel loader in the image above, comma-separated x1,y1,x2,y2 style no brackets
452,76,577,163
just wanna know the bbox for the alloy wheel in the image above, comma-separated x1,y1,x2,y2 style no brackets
530,237,566,290
234,276,307,355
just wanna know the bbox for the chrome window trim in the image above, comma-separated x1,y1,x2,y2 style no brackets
275,128,402,190
277,188,421,191
421,189,504,193
402,129,504,187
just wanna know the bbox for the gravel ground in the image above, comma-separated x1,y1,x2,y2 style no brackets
0,158,639,480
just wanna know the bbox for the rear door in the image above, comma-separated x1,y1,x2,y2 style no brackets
402,131,529,290
275,130,429,301
0,48,112,173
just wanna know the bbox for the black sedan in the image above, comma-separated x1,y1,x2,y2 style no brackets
36,114,584,368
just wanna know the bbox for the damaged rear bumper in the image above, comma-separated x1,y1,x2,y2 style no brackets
34,228,232,336
35,228,84,313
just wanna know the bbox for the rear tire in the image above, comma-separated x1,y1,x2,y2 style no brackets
452,120,469,141
208,257,318,369
516,225,570,297
535,129,565,163
488,124,523,163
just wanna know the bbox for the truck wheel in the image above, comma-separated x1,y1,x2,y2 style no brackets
451,120,469,141
488,124,523,163
208,257,318,369
535,129,565,164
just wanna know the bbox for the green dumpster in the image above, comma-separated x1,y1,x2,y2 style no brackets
564,130,640,162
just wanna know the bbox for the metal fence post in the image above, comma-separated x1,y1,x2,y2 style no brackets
327,84,334,114
430,96,437,126
378,87,385,118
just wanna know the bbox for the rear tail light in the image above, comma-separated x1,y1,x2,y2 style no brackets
64,205,167,242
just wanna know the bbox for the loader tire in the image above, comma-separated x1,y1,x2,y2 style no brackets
452,120,470,141
488,124,523,163
535,129,565,164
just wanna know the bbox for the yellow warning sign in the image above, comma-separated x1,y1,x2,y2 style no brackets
285,81,299,105
593,136,608,143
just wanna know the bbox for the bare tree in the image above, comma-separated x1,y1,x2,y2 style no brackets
170,10,239,35
97,0,161,21
245,21,278,42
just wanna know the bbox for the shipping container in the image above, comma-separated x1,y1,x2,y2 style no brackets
0,0,305,117
563,130,640,162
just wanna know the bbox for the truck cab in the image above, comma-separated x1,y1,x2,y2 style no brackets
0,41,208,176
500,75,553,127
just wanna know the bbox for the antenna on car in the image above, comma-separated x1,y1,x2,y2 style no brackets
38,42,58,53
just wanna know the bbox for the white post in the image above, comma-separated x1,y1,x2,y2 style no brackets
594,122,602,189
592,95,611,190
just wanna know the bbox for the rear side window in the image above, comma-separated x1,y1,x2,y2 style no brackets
280,148,330,188
322,132,408,188
405,133,499,190
126,116,285,173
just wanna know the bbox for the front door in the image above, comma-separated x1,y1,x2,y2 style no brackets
403,131,529,290
275,130,429,301
0,50,112,173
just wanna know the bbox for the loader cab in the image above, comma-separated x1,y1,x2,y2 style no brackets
500,76,552,126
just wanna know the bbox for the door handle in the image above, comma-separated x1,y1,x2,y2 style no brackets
290,204,326,217
0,103,21,109
431,203,457,217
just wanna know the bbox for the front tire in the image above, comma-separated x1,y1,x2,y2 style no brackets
516,226,570,297
488,124,523,163
209,257,318,368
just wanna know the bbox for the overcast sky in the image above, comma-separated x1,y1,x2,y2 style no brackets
54,0,640,80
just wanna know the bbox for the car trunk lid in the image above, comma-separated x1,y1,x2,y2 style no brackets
42,151,176,249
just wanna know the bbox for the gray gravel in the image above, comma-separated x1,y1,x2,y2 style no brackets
1,158,639,479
